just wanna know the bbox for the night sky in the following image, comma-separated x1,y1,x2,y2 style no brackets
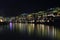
0,0,60,16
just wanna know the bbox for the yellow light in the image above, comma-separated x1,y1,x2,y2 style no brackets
0,19,3,22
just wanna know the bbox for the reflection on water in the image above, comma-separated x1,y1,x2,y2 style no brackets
10,22,13,31
27,24,34,35
0,23,60,39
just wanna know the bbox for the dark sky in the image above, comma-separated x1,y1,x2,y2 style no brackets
0,0,60,16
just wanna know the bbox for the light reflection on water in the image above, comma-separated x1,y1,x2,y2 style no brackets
10,22,13,31
0,23,60,39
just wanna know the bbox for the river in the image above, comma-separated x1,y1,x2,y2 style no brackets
0,23,60,40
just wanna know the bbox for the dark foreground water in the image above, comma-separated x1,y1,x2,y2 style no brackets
0,22,60,40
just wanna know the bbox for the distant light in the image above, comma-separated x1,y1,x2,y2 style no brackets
0,19,3,22
28,14,32,17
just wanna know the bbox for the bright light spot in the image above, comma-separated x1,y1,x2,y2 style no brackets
0,19,3,22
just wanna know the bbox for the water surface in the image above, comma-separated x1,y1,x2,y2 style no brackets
0,23,60,40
